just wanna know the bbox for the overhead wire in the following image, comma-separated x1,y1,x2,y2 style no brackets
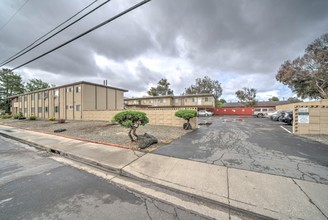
11,0,151,71
0,0,31,32
0,0,99,66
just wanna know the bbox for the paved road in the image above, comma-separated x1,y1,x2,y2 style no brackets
155,116,328,184
0,136,210,220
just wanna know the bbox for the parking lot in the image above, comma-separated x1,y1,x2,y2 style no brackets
154,116,328,184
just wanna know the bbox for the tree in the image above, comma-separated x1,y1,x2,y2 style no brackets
287,97,303,103
147,78,174,96
235,87,257,107
175,109,197,130
0,68,24,113
217,98,226,107
25,79,51,92
276,33,328,99
184,76,222,106
113,110,149,142
269,96,279,101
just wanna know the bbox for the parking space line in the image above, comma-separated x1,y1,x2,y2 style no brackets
280,126,291,134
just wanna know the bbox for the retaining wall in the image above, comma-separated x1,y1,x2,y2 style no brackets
82,108,197,128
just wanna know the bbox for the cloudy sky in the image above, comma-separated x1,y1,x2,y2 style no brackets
1,0,327,102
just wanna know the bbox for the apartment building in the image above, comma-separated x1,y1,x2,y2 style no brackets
10,81,128,120
124,94,215,108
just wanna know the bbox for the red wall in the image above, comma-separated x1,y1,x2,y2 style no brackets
214,108,254,115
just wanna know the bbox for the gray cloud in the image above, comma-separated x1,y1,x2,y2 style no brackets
1,0,327,99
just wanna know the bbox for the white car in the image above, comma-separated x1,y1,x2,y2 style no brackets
197,110,213,117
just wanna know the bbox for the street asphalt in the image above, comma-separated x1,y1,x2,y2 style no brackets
0,136,211,220
154,116,328,184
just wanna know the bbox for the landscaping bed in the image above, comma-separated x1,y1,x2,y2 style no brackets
0,119,191,151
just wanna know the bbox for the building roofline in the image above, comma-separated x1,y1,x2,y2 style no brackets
8,81,128,98
125,93,215,100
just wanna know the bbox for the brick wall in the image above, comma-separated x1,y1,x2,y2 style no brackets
82,108,197,128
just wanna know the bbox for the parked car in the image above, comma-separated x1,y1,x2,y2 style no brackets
283,111,293,125
281,110,293,123
197,110,213,117
270,110,286,121
252,108,275,118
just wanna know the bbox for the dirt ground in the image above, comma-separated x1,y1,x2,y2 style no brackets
0,119,191,151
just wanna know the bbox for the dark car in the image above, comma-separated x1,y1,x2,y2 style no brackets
281,110,293,124
270,110,286,121
284,111,293,125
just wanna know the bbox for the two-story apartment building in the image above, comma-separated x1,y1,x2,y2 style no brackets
10,81,128,120
124,94,215,108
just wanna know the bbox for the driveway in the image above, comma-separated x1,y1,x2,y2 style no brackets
154,116,328,184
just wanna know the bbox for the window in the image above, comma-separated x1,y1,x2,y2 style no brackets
262,109,268,112
54,90,59,98
66,87,72,92
76,105,80,111
142,100,146,104
205,97,209,102
38,107,42,113
19,108,22,113
192,97,198,102
184,98,188,102
38,93,42,100
18,96,21,102
160,98,164,103
31,107,35,113
75,86,81,93
24,108,27,113
31,94,34,101
44,92,48,99
54,106,58,113
174,99,179,103
45,107,48,113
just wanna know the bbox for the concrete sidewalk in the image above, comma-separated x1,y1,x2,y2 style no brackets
0,124,327,220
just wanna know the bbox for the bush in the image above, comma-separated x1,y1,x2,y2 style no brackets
48,117,56,121
0,114,12,119
113,110,149,141
175,109,197,130
13,114,20,119
29,115,37,120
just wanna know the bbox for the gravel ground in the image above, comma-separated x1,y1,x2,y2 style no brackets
0,119,191,151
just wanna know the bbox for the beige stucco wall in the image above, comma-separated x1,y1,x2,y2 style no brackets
82,108,197,128
277,99,328,135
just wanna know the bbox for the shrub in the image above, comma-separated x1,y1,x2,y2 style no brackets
29,115,37,120
48,117,56,121
1,114,12,119
175,109,197,130
113,110,149,142
13,114,20,119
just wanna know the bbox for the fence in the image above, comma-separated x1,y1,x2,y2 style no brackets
82,108,197,128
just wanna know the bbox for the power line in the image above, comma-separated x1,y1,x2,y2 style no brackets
0,0,31,32
0,0,99,66
11,0,151,71
1,0,111,67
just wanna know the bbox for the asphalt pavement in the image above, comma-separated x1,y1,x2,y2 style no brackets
0,136,211,220
154,116,328,184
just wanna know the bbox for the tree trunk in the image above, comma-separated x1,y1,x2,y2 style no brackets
132,126,138,139
128,128,135,142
